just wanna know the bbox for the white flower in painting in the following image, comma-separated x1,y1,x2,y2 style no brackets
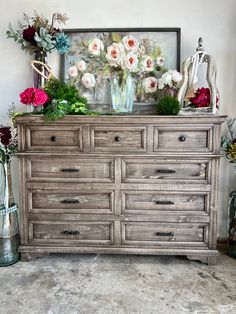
171,70,183,83
125,53,139,71
106,43,125,66
142,56,154,72
122,35,139,51
88,38,104,56
156,56,165,67
142,77,158,93
77,60,87,72
68,65,78,77
82,73,96,88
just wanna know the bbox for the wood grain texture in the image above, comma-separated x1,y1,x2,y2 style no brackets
16,115,225,264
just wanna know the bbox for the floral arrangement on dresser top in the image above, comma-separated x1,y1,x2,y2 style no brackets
66,33,183,103
221,117,236,165
6,11,70,56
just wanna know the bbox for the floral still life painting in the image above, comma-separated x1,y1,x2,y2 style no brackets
61,28,180,112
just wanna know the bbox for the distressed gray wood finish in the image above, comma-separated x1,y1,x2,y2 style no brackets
16,115,226,265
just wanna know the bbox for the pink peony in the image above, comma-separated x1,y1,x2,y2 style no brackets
20,88,49,107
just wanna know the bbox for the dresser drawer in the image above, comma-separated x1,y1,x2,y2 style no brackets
122,191,208,214
26,125,83,151
122,222,207,246
154,126,212,152
90,125,146,153
29,221,114,245
29,190,114,214
27,157,114,182
122,158,209,183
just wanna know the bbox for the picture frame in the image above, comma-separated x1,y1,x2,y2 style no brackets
61,28,181,113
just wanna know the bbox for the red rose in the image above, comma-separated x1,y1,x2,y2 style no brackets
32,89,49,106
19,88,49,107
0,127,11,146
20,88,35,105
190,87,210,108
23,26,37,45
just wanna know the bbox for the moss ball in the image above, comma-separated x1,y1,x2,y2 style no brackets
156,96,180,115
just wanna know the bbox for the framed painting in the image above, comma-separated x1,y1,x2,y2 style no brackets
61,28,181,113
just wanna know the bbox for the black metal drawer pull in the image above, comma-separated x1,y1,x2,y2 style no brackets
178,135,187,142
50,136,57,142
155,201,174,205
61,199,80,204
156,169,175,174
62,230,80,235
60,168,80,172
155,232,174,237
115,136,121,142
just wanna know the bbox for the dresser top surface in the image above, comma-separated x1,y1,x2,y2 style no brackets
15,114,227,125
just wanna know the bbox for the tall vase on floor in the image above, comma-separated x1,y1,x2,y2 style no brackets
227,191,236,259
0,126,19,266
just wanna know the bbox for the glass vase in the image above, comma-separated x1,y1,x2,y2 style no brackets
0,161,19,266
110,73,134,113
227,191,236,259
33,51,48,89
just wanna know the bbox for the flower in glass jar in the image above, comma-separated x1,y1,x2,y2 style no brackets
189,87,210,108
142,56,154,72
68,65,78,77
122,35,139,51
124,53,139,71
82,73,96,88
88,38,104,56
77,60,87,72
20,88,49,107
142,77,158,93
106,43,125,66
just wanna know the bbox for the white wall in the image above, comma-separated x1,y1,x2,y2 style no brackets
0,0,236,237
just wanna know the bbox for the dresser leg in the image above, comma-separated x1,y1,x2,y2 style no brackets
20,252,49,262
186,255,217,265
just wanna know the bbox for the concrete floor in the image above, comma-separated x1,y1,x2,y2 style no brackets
0,253,236,314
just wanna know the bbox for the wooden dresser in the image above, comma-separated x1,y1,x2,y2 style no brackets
16,115,225,264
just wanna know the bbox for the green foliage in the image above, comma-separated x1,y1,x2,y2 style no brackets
42,77,88,121
156,96,180,115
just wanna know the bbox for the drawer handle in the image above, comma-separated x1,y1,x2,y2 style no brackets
60,168,80,172
61,199,80,204
155,201,174,205
155,232,174,237
178,135,187,142
114,136,121,142
156,169,175,174
50,136,57,142
62,230,80,235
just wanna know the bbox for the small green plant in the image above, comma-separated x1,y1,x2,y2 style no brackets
42,77,88,121
156,96,180,115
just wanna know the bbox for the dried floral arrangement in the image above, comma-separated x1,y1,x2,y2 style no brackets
6,11,70,55
222,117,236,164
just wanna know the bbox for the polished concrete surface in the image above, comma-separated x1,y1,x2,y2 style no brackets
0,253,236,314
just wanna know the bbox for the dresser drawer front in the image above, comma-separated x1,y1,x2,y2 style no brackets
26,125,82,151
90,126,146,153
122,159,208,183
29,190,114,214
122,191,207,214
30,221,113,245
122,222,207,246
28,157,114,182
154,126,212,152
